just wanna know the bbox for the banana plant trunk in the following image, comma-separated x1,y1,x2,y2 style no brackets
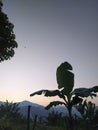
67,105,74,130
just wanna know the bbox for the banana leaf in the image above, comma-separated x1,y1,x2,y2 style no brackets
73,86,98,98
30,89,65,99
71,96,83,105
56,62,74,95
45,101,66,110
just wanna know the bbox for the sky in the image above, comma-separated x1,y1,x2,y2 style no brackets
0,0,98,106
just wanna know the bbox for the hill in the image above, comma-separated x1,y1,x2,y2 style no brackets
18,100,48,119
0,100,82,119
18,100,81,119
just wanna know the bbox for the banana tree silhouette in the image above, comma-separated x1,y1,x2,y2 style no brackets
76,100,96,120
76,100,97,129
30,62,98,130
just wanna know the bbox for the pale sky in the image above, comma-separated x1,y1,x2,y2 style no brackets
0,0,98,106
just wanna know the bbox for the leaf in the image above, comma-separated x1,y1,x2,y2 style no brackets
73,86,98,98
30,89,65,99
71,96,83,105
76,100,87,115
45,101,66,110
89,86,98,93
56,62,74,95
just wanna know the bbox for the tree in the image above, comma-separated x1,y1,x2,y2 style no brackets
0,100,26,130
76,100,96,120
0,100,20,121
0,0,18,62
30,61,98,130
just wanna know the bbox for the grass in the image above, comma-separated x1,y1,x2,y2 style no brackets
32,124,65,130
0,119,96,130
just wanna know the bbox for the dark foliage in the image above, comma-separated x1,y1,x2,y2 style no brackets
46,110,62,126
0,1,18,62
0,100,25,124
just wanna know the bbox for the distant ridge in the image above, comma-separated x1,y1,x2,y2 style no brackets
0,101,5,105
18,100,42,107
18,100,82,119
0,100,82,119
18,100,48,119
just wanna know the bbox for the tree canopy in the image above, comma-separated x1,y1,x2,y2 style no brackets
0,1,18,62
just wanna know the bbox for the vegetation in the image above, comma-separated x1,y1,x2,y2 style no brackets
0,100,26,130
0,0,18,62
30,61,98,130
0,0,98,129
0,100,98,130
46,110,63,126
75,100,98,130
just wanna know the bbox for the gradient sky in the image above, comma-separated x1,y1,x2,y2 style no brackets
0,0,98,106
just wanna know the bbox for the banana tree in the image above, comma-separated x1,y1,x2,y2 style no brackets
76,100,97,129
30,62,98,130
